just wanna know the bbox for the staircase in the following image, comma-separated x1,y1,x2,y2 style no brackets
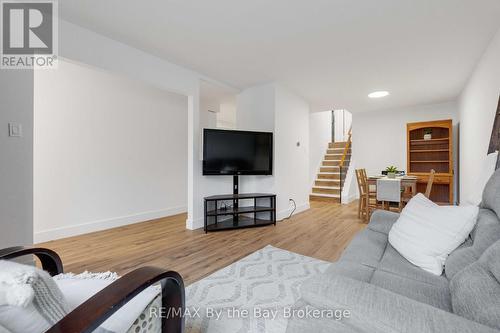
310,140,351,203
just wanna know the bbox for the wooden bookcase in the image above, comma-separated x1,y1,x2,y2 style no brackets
407,119,453,204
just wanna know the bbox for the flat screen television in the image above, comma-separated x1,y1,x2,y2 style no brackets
203,129,273,175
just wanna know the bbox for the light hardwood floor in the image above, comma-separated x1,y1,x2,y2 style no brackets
37,201,365,285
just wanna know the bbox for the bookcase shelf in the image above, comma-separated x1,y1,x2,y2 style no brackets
409,149,449,153
410,138,449,142
407,119,453,204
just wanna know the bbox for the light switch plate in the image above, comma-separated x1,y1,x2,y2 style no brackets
8,123,22,137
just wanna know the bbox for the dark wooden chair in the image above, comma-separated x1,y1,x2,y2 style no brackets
0,246,185,333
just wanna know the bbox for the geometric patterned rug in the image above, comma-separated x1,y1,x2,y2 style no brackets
185,245,331,333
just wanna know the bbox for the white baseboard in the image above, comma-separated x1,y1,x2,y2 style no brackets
186,216,204,230
277,202,310,221
186,202,311,230
34,206,187,243
341,193,358,204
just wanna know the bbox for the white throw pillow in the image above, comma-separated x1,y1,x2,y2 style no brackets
388,193,479,275
465,151,498,206
55,275,160,333
0,260,70,333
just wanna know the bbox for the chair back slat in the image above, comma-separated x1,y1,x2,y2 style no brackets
355,168,369,196
424,169,436,198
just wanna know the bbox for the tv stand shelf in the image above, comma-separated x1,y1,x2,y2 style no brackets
204,193,276,233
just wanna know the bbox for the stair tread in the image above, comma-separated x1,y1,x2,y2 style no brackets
310,193,340,198
313,186,340,189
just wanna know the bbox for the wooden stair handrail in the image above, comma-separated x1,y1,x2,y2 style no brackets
339,127,352,168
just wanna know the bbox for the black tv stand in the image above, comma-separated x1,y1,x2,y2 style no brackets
203,192,276,233
232,175,239,215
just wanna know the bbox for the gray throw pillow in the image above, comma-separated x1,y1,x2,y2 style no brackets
0,260,70,333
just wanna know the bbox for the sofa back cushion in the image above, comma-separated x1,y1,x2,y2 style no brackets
445,209,500,279
445,169,500,280
450,240,500,329
482,168,500,217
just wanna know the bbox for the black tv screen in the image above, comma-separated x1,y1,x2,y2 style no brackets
203,129,273,175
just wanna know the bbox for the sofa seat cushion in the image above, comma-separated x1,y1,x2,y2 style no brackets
445,209,500,279
371,270,451,311
450,240,500,330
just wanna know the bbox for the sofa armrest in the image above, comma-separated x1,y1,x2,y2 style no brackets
290,273,497,333
367,210,400,234
47,267,185,333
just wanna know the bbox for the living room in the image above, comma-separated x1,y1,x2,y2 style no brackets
1,1,500,332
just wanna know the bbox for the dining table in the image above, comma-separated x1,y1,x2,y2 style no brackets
367,175,418,204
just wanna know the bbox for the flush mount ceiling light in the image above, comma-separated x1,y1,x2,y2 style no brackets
368,91,390,98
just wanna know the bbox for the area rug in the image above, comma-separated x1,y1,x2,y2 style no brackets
185,245,331,333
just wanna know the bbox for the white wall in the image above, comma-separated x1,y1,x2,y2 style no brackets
236,84,276,132
274,84,310,217
57,19,205,231
217,99,237,129
199,98,218,129
56,19,242,231
191,83,310,229
333,110,352,142
309,111,332,186
458,28,500,201
34,60,188,242
232,84,276,199
351,102,458,201
235,83,310,219
0,70,34,248
199,96,237,130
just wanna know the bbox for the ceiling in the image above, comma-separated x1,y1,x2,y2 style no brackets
60,0,500,113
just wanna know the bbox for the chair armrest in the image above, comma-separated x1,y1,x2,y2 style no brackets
0,246,63,276
47,266,185,333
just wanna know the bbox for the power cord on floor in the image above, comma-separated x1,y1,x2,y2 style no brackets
280,199,296,221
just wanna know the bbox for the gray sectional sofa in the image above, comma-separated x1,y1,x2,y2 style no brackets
287,168,500,333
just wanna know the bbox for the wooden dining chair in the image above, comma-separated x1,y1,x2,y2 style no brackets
355,169,378,221
355,169,364,218
424,169,436,198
